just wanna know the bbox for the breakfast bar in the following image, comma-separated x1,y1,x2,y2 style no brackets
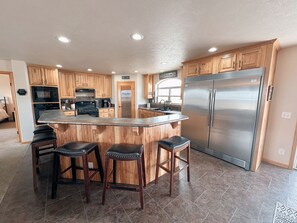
38,110,188,185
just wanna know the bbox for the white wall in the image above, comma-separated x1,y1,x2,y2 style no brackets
0,75,14,119
111,74,146,117
263,46,297,167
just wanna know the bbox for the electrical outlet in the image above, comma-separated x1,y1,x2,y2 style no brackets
88,162,93,168
281,112,292,119
278,148,285,156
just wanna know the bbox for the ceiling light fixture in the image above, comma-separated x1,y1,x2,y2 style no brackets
111,71,116,74
87,68,93,72
208,47,217,53
160,70,164,72
57,36,71,43
134,70,138,73
56,64,62,68
161,62,167,65
131,33,144,41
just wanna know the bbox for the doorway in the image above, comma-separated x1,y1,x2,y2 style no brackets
0,72,21,142
117,81,136,118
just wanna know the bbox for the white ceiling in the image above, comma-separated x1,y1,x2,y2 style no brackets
0,0,297,74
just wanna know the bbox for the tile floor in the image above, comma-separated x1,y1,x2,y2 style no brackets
0,146,297,223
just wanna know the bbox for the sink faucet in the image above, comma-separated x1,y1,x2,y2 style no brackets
159,99,166,110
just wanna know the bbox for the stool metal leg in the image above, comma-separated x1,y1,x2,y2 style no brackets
94,146,104,183
113,160,116,184
31,144,38,191
155,145,161,185
142,154,146,187
71,158,77,183
51,153,59,199
170,151,175,196
137,158,144,209
102,156,110,205
187,143,190,182
82,154,91,203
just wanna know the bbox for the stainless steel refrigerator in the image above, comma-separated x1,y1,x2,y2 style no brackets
182,68,264,170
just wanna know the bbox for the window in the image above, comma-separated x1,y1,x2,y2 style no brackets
156,78,182,104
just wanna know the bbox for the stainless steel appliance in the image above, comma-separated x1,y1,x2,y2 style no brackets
182,68,264,170
32,86,59,103
34,103,60,125
75,101,98,117
75,89,95,100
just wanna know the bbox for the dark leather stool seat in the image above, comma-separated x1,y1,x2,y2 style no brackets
106,144,144,160
158,136,190,149
31,131,57,191
155,136,191,196
102,143,146,209
51,142,104,203
32,132,56,143
33,125,54,135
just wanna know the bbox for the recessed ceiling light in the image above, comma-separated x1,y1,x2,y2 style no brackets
131,33,144,41
111,71,116,74
160,70,164,72
87,68,92,72
56,64,62,68
208,47,217,52
57,36,71,43
161,62,167,65
134,70,138,73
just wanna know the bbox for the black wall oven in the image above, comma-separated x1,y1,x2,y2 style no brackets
33,103,60,125
32,86,59,103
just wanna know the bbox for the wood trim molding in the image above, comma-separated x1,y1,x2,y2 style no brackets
50,124,69,132
289,122,297,170
262,158,289,169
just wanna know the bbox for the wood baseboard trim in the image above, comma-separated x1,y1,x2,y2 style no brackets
262,158,289,169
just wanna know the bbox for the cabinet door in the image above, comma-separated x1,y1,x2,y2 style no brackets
103,75,112,98
94,75,104,98
28,66,44,85
218,53,237,73
238,47,262,70
143,74,154,99
44,68,59,86
108,108,115,118
187,63,199,76
76,73,94,88
59,71,76,98
199,59,213,75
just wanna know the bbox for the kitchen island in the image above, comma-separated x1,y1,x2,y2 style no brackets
39,110,188,185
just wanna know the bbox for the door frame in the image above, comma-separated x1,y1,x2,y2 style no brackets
117,81,136,118
289,123,297,170
0,71,22,142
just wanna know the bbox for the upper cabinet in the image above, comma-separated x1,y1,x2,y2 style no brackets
94,74,112,98
183,44,266,77
143,74,154,99
75,73,94,88
28,65,58,86
184,58,213,77
59,71,76,99
218,53,237,73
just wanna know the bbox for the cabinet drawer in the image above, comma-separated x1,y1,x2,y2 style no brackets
63,110,76,116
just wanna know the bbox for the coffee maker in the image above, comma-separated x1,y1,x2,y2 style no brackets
103,99,111,107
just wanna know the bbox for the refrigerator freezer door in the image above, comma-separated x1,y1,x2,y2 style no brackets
182,80,213,149
208,76,262,169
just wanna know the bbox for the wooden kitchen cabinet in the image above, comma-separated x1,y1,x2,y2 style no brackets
94,75,112,98
75,73,94,88
59,71,76,98
138,108,164,118
184,58,213,77
99,108,114,118
187,63,199,76
143,74,154,99
238,47,262,70
218,53,237,73
28,65,58,86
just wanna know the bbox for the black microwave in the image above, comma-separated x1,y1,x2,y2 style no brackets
32,86,59,103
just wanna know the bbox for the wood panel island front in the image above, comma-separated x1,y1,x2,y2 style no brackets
39,110,188,185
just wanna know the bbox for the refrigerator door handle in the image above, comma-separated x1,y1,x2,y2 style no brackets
208,90,212,127
211,89,216,127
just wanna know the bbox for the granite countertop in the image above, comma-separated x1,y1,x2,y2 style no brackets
138,107,181,115
38,110,188,127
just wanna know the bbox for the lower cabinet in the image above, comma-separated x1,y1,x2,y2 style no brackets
138,108,164,118
99,108,114,118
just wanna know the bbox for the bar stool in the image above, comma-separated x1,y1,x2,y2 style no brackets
51,142,104,203
102,143,146,209
31,132,57,191
155,136,190,196
33,125,54,135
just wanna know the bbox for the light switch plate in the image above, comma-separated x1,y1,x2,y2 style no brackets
88,162,93,169
281,112,291,119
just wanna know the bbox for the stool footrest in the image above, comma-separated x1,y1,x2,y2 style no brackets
174,155,188,164
159,164,170,173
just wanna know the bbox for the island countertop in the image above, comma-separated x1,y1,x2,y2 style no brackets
38,110,188,127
